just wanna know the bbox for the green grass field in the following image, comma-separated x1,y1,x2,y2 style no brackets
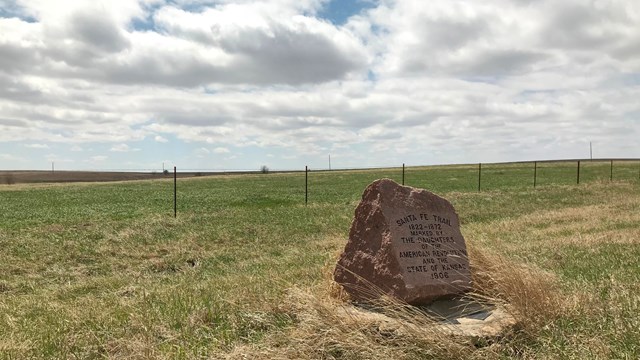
1,161,639,359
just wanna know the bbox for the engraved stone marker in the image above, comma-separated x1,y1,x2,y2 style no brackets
334,178,472,305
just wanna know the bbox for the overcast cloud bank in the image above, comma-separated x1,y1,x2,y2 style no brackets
0,0,638,170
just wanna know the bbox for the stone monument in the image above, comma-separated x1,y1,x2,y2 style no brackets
334,179,472,305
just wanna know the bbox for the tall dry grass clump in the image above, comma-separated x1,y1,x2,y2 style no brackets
466,242,577,332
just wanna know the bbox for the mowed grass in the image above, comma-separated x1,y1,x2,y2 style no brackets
0,161,639,359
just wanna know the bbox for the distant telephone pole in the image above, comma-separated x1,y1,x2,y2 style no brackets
590,141,593,161
328,154,331,170
52,162,54,173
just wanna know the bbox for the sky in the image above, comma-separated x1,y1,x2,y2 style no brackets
0,0,639,171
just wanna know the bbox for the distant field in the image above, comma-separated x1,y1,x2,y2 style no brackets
0,163,639,358
1,159,638,188
0,171,230,184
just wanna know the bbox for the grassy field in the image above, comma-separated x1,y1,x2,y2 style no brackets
0,161,639,359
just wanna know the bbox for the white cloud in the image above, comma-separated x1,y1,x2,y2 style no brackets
194,147,211,158
110,144,130,152
70,145,83,152
0,153,23,161
45,153,74,163
25,143,49,149
154,135,168,143
213,147,230,154
0,1,367,87
375,0,640,78
142,4,369,86
90,155,108,162
110,143,140,152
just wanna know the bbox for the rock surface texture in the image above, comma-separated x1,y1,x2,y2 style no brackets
334,179,472,305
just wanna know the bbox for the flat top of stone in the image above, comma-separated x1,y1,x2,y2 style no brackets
335,178,472,305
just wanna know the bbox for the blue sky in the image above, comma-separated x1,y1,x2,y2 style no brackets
318,0,376,25
0,0,639,171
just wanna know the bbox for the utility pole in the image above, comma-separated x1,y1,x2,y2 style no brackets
590,141,592,161
328,154,331,170
52,162,54,173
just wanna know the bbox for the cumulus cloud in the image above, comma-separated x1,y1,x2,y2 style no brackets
194,147,215,159
90,155,108,162
213,147,230,154
368,0,640,78
24,143,49,149
0,153,23,161
110,144,140,152
45,153,74,163
0,1,367,87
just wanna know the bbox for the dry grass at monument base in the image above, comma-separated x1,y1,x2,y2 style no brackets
0,170,639,359
224,245,573,359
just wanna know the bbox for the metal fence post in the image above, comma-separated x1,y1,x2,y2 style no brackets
305,166,308,205
610,160,613,181
173,166,177,218
577,161,580,184
533,161,537,188
402,163,405,185
478,163,482,191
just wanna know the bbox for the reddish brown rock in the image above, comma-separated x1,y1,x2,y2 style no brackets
334,179,472,305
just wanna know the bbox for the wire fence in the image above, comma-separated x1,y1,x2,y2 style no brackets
2,159,639,219
166,159,639,216
300,159,640,205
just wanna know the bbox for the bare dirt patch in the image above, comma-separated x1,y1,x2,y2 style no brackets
0,170,238,185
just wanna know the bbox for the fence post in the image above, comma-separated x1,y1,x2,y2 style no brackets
173,166,177,218
402,163,405,186
610,160,613,181
305,166,308,205
533,161,537,188
577,161,580,184
478,163,482,191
